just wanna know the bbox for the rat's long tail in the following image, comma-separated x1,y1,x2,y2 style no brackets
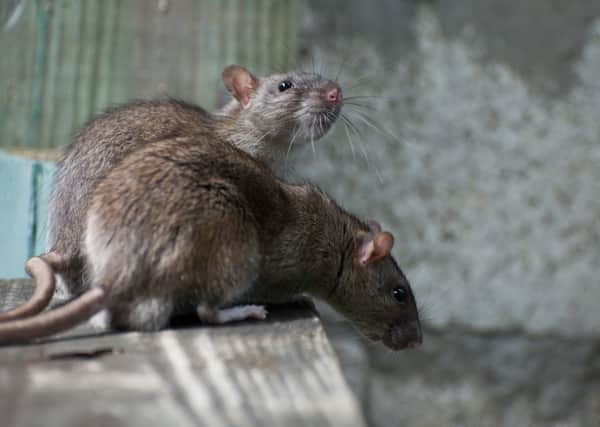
0,252,67,322
0,287,107,343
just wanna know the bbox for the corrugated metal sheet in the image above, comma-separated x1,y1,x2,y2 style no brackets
0,0,299,150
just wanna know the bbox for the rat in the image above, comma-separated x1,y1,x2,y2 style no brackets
0,136,422,350
39,64,343,303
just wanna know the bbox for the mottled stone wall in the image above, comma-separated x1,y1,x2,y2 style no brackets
297,1,600,426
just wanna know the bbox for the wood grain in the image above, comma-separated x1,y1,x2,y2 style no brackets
0,279,367,427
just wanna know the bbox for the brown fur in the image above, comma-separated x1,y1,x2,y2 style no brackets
48,66,343,297
0,137,421,349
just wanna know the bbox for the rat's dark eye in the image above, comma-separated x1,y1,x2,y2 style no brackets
278,80,293,92
392,287,407,303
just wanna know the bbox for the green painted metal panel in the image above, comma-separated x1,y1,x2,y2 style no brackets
33,160,57,256
0,151,55,278
0,151,33,278
1,0,299,150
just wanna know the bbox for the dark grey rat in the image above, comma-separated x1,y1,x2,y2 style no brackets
43,65,342,301
0,136,421,350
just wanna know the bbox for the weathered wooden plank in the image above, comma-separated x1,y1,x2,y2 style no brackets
0,279,367,427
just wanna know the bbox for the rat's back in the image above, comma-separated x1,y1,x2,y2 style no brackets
83,137,287,327
48,100,213,294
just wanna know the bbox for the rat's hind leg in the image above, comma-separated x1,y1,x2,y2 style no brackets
185,211,264,324
216,305,268,322
54,254,87,299
196,303,267,324
88,309,111,331
109,296,174,332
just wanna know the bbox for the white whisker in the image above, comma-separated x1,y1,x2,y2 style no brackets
310,117,317,157
342,120,357,160
346,109,402,144
284,126,302,167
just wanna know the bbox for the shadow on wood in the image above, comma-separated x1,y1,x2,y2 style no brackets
0,279,367,427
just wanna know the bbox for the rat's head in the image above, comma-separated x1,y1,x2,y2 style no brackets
329,220,422,351
221,65,342,145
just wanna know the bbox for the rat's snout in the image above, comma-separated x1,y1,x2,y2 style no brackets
324,83,342,104
384,321,423,351
296,77,342,140
407,324,423,349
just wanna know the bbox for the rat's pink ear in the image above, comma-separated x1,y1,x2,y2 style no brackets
366,219,382,234
356,231,394,266
222,65,258,109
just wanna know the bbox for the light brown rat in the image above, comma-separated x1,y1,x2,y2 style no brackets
0,136,421,350
45,65,342,300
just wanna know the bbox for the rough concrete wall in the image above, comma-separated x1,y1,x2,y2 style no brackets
297,1,600,426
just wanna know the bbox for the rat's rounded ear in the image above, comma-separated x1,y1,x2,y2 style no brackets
222,65,259,109
366,219,382,234
356,231,394,266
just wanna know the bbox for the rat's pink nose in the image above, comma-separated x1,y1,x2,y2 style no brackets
326,87,342,103
406,340,421,349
